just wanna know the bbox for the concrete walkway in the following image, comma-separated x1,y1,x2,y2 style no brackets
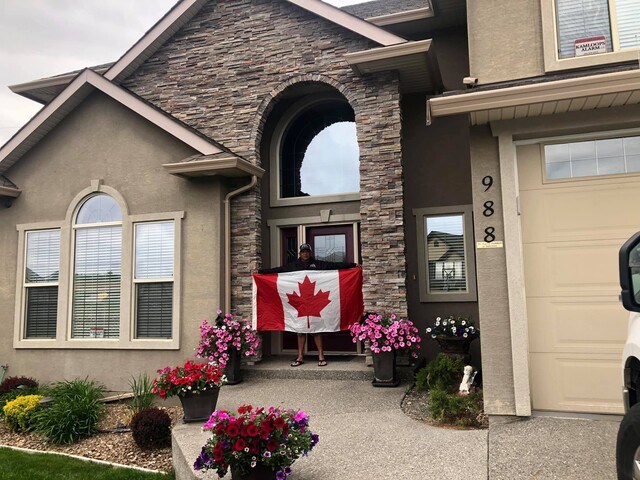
172,360,620,480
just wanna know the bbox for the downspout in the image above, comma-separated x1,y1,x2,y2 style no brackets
224,175,258,313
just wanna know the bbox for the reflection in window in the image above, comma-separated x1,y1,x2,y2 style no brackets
545,136,640,180
72,194,122,339
313,235,347,263
426,215,467,293
280,101,359,198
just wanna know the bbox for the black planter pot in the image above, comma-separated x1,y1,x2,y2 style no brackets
434,335,476,362
179,387,220,423
230,463,277,480
371,350,400,387
224,348,243,385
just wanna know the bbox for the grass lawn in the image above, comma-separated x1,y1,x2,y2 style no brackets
0,447,174,480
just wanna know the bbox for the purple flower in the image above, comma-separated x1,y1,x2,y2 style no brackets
284,466,292,475
276,471,287,480
310,433,319,447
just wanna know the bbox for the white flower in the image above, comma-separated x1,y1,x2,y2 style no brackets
436,317,441,321
426,328,432,333
461,320,466,326
463,333,468,338
435,321,440,326
451,327,456,334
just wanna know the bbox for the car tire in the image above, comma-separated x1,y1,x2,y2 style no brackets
618,402,640,479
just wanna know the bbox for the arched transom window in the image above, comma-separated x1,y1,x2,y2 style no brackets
72,194,123,339
280,100,360,200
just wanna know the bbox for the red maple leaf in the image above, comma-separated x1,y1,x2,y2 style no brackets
286,276,332,328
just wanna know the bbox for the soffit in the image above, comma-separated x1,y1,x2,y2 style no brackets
9,64,113,105
428,69,640,125
345,39,442,94
163,153,265,178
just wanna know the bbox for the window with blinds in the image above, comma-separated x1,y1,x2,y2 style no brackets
556,0,640,59
425,215,468,294
71,194,123,339
24,230,60,338
72,226,122,338
134,221,174,339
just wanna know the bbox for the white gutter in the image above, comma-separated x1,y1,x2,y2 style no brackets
224,176,258,312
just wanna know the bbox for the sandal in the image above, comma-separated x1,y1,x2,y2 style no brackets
290,359,304,367
318,359,327,367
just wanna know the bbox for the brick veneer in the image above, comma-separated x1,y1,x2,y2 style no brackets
123,0,407,317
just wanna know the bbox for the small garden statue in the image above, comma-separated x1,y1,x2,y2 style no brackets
458,365,475,396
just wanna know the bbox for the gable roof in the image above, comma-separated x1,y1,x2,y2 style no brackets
0,69,227,175
104,0,407,83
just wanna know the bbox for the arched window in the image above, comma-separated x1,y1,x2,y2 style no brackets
72,193,123,339
279,99,359,200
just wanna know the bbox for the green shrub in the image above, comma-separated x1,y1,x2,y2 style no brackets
129,373,154,415
415,353,466,392
0,387,41,417
0,376,38,396
3,394,43,431
130,407,172,449
428,387,485,428
34,378,106,444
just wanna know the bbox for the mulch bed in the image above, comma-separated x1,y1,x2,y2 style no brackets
0,403,183,472
401,387,488,429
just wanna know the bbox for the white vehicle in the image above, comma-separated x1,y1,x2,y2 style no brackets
617,232,640,480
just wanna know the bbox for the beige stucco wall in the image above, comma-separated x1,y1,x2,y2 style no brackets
467,0,544,84
0,91,226,391
469,125,517,415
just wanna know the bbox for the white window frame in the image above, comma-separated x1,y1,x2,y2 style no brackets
541,0,640,72
269,94,361,207
13,180,184,349
20,228,61,340
131,217,180,342
413,205,478,303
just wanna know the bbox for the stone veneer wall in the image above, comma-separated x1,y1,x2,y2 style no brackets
122,0,407,317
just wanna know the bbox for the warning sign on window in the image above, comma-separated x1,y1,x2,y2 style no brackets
574,36,607,57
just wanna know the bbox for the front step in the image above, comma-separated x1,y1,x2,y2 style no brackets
242,355,414,382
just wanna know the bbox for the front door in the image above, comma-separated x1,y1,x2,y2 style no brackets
281,224,359,354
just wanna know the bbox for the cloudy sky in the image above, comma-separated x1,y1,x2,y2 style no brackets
0,0,370,146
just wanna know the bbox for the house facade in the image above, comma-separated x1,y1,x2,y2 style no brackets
4,0,632,418
0,0,476,395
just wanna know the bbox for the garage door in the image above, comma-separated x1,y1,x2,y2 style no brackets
518,141,639,414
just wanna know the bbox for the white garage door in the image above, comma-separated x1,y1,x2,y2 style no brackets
518,141,639,414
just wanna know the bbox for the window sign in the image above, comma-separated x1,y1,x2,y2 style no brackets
575,35,607,56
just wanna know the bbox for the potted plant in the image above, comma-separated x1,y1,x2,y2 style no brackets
152,360,224,422
349,312,421,387
194,404,319,480
426,315,478,358
197,310,261,385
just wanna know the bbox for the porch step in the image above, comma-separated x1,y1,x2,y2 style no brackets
241,355,414,382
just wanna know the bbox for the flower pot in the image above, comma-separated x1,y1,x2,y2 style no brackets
230,463,278,480
179,387,220,423
224,348,243,385
371,350,400,387
434,335,476,359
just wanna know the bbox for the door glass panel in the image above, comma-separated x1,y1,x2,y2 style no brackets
312,235,347,263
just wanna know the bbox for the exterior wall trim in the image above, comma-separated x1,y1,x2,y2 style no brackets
0,69,223,176
497,133,532,417
367,7,434,26
428,69,640,120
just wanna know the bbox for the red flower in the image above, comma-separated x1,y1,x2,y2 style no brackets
241,425,250,437
266,439,279,452
274,417,286,429
234,438,246,451
246,424,259,437
215,424,226,436
226,424,240,437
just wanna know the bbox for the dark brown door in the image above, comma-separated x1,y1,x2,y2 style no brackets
281,224,359,353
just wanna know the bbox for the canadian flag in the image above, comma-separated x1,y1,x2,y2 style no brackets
252,267,363,333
